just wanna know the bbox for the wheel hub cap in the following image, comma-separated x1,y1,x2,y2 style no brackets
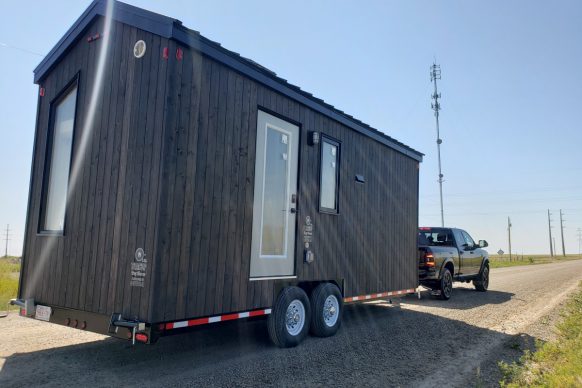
285,300,305,336
323,295,340,327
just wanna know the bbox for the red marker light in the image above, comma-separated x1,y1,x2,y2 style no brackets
162,47,169,59
176,48,183,60
135,333,148,343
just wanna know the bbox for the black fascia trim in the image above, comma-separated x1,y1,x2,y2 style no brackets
171,28,423,162
33,1,103,83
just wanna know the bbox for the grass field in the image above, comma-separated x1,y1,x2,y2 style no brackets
489,254,582,269
0,256,21,312
500,281,582,386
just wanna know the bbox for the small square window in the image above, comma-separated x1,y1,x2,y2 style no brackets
319,136,340,214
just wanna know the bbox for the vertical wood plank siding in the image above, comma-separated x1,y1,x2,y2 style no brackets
21,19,171,321
22,16,419,324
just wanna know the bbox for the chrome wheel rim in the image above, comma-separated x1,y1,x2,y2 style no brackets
323,295,340,327
285,299,305,336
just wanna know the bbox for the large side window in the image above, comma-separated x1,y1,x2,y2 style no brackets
319,136,340,213
40,80,78,233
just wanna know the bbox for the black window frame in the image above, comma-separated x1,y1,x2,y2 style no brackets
318,134,341,214
38,74,80,236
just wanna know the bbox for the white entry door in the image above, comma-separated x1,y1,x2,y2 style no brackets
250,111,299,278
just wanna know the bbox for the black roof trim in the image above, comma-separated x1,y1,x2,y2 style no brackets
33,0,423,161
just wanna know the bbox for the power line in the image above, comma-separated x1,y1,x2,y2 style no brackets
420,184,582,199
430,62,444,227
0,41,43,57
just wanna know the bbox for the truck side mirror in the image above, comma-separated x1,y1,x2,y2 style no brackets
478,240,488,248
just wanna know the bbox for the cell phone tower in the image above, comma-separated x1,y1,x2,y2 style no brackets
430,63,445,227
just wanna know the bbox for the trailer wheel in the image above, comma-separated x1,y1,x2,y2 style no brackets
267,286,311,348
473,263,489,292
439,268,453,300
309,283,343,337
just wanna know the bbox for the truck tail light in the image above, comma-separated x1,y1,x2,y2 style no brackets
424,252,435,267
135,333,148,343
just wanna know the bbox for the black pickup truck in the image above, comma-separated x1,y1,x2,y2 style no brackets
418,227,490,300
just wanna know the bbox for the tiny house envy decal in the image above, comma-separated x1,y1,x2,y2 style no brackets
303,216,313,248
130,248,148,287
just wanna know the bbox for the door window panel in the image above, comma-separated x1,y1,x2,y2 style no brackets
260,126,290,256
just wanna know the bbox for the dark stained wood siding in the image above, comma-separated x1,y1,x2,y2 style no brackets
149,44,419,322
20,18,171,322
22,16,419,325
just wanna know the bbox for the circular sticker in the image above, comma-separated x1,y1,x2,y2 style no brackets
135,248,146,262
133,40,146,58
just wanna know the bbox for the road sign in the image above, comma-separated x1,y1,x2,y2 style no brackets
497,249,504,256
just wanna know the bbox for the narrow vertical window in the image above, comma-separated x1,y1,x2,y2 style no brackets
319,136,340,213
40,82,78,233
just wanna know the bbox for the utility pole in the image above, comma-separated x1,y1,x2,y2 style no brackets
577,228,582,256
559,209,566,257
3,224,10,258
508,217,512,261
430,63,445,227
548,209,554,257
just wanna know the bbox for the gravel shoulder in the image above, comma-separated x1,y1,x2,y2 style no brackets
1,260,581,387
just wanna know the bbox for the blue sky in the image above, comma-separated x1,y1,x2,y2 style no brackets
1,0,581,255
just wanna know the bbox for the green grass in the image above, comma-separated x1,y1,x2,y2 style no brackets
489,254,582,269
499,281,582,387
0,256,21,311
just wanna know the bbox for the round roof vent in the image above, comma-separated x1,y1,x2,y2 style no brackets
133,40,146,58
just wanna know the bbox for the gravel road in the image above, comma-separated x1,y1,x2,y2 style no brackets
1,260,581,387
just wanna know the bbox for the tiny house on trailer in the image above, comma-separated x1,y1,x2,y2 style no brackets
15,0,423,347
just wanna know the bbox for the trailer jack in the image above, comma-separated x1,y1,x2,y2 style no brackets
109,314,146,345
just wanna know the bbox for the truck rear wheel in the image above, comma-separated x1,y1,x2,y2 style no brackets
267,286,311,348
439,268,453,300
309,283,343,337
474,263,489,292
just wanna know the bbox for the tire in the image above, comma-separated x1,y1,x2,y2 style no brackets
309,283,343,337
439,268,453,300
267,286,311,348
474,263,490,292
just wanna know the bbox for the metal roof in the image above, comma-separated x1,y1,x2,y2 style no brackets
34,0,423,161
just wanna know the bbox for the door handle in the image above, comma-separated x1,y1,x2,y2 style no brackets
290,208,297,214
